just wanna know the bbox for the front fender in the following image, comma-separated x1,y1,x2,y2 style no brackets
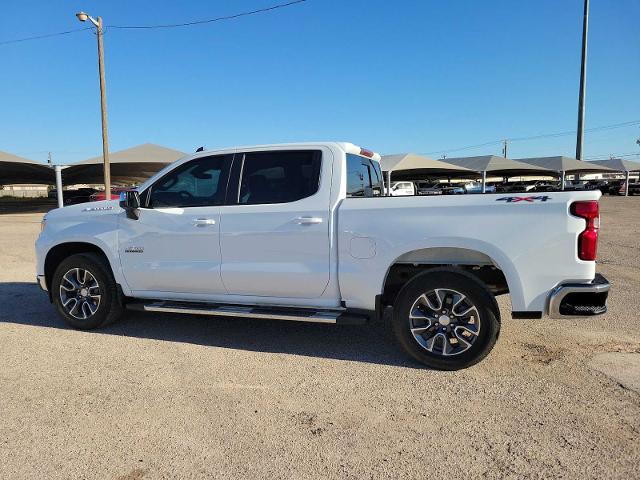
36,212,130,295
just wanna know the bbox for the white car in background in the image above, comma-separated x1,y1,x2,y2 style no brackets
390,181,416,196
36,142,610,370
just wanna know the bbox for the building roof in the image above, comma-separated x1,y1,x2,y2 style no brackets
515,156,615,173
0,150,55,185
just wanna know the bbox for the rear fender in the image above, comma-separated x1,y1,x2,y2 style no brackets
383,240,524,309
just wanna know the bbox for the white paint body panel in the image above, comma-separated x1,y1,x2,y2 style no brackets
117,206,225,295
36,142,600,317
337,191,599,312
218,146,334,298
35,201,128,291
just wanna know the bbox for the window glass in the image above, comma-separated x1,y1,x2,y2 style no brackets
238,150,321,205
346,154,383,197
148,155,229,208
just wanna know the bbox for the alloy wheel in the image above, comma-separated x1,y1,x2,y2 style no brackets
409,288,481,356
59,268,102,320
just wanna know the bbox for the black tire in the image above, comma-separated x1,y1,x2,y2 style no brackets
392,268,500,370
51,253,124,329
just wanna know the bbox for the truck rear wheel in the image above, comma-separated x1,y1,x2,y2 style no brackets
51,253,123,330
392,269,500,370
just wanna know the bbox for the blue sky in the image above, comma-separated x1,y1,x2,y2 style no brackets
1,0,639,164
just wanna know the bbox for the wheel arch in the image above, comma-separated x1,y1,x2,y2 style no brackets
44,242,115,300
380,246,522,312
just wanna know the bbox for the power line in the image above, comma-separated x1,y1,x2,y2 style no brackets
425,119,640,156
0,27,92,46
0,0,308,46
584,152,640,160
109,0,307,29
510,120,640,142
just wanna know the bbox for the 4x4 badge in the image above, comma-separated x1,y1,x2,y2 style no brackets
497,196,551,203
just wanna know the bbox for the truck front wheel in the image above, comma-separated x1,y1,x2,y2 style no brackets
392,269,500,370
51,253,124,330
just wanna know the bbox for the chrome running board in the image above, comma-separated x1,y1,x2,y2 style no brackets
127,300,368,324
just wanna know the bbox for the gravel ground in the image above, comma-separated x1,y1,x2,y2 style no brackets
0,196,638,479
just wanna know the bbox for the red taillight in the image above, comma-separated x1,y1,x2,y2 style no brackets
571,200,599,261
359,148,374,158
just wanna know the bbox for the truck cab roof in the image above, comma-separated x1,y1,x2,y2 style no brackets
188,142,381,161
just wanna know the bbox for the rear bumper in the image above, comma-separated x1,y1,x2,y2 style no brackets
548,273,610,318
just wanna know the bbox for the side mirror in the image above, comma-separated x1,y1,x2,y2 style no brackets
119,191,140,220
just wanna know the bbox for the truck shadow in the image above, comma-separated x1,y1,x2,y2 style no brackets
0,282,420,369
0,199,57,214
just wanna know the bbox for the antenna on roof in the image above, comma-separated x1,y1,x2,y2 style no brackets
196,146,204,152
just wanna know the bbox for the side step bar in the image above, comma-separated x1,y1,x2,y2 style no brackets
126,300,368,325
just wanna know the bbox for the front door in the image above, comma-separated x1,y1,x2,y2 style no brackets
118,154,232,295
219,149,332,299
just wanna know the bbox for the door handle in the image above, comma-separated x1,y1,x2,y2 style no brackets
295,216,323,225
193,218,216,227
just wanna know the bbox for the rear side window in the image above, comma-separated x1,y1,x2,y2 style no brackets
346,154,383,197
148,154,231,208
238,150,321,205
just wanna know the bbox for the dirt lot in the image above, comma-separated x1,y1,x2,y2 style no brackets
1,196,639,479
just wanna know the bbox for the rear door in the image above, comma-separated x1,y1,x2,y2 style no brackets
118,154,232,295
219,148,332,298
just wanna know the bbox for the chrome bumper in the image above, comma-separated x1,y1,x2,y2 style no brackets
36,275,48,292
548,273,610,319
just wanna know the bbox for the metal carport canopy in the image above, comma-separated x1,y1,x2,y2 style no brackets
515,156,616,174
588,157,640,196
0,150,55,185
443,155,556,177
588,158,640,173
62,143,186,186
381,153,475,179
442,155,556,193
514,156,616,192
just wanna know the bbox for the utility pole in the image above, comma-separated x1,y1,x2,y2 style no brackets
502,140,508,158
575,0,589,160
76,12,111,200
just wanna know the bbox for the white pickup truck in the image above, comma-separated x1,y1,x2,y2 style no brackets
35,142,610,370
